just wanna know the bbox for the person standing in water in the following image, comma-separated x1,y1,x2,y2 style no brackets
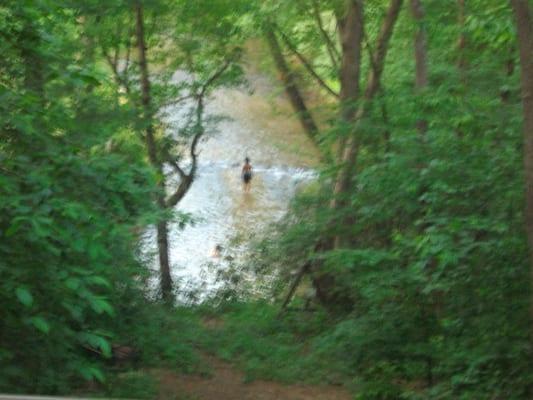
211,244,222,258
241,157,253,192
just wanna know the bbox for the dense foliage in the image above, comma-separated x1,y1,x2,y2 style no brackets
1,0,532,399
1,0,246,394
248,0,533,398
0,1,160,391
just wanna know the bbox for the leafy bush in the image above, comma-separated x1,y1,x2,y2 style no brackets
0,1,158,393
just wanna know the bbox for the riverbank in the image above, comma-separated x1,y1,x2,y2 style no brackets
77,302,354,400
76,50,353,399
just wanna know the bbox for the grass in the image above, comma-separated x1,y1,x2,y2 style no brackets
197,300,348,385
101,371,159,399
75,300,353,398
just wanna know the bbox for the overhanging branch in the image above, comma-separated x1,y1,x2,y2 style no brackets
275,24,340,99
164,60,231,208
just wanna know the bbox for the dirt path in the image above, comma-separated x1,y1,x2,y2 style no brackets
156,355,351,400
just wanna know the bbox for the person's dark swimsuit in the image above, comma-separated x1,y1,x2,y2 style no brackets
242,164,252,183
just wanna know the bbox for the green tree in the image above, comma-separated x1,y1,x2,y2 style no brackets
0,0,156,391
91,0,245,301
255,0,531,397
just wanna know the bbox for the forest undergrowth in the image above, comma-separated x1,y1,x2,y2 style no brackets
3,0,533,399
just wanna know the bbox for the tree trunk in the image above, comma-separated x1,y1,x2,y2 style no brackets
264,26,320,142
135,2,173,302
510,0,533,361
410,0,428,134
311,0,403,309
337,0,364,148
157,221,172,298
330,0,365,248
331,0,403,249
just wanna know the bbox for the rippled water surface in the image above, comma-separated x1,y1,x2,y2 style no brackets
146,73,319,297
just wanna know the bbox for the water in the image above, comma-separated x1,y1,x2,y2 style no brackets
145,72,319,299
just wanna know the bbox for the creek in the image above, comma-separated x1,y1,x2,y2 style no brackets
145,70,319,300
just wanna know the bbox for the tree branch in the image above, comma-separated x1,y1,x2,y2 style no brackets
123,31,132,89
361,0,404,100
279,262,311,316
189,96,203,171
199,59,232,98
102,46,131,95
165,174,193,208
112,44,119,75
362,26,391,141
332,0,403,220
192,60,232,166
311,0,341,69
165,60,232,208
264,24,320,141
162,93,196,108
362,29,380,79
165,153,187,180
275,24,340,99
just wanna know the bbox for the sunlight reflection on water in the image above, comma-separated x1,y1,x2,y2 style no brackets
143,78,318,302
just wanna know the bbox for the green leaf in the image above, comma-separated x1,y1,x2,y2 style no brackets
5,223,21,237
65,277,81,290
79,365,106,383
90,297,115,316
90,367,105,383
62,301,83,321
94,336,112,358
86,276,112,289
15,287,33,307
29,317,50,334
79,332,112,358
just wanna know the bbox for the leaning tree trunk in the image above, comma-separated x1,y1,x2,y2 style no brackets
510,0,533,359
135,2,173,301
264,26,320,142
